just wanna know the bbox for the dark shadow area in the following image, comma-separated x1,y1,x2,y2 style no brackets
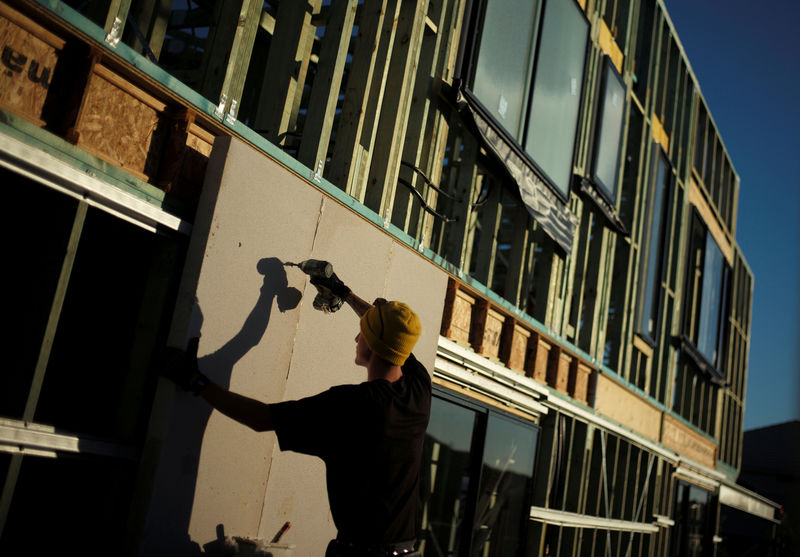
142,257,301,556
200,257,302,379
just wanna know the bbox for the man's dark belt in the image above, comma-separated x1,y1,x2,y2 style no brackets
326,537,418,557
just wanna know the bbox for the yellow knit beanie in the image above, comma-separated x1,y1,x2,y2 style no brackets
360,301,421,365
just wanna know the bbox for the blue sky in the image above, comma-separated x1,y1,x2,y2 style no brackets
664,0,800,430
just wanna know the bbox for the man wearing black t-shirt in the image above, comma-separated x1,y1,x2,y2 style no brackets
166,279,431,557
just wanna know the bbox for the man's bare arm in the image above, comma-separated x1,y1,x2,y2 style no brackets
201,382,274,432
346,291,373,317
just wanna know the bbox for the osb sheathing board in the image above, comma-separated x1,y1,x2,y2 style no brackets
661,413,717,469
506,324,530,372
448,288,475,345
145,137,448,554
73,64,167,181
0,3,64,125
594,373,662,441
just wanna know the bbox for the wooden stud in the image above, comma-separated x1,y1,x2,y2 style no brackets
688,174,733,265
471,180,502,284
103,0,133,40
445,132,479,269
23,203,87,421
503,206,531,307
128,0,172,59
391,0,448,233
217,0,265,115
252,0,321,143
326,0,392,193
598,19,624,76
362,0,429,216
297,0,359,171
197,1,257,103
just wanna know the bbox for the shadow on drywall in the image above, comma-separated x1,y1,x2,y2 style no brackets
141,257,301,556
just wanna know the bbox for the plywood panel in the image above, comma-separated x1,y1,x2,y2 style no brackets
594,373,662,441
143,136,327,552
661,413,718,469
550,351,571,394
506,322,531,373
533,336,550,383
0,3,64,126
259,149,448,553
385,242,449,365
476,306,504,360
570,361,592,404
72,64,167,181
443,284,475,345
260,195,395,553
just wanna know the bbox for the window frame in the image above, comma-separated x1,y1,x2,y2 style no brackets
457,0,592,203
590,55,628,206
679,209,731,379
422,387,542,556
636,143,674,347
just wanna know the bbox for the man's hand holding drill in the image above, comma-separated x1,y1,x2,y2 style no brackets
309,268,351,313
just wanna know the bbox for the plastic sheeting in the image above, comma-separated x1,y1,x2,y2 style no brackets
460,92,578,254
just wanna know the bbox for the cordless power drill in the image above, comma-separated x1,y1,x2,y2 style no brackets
286,259,350,313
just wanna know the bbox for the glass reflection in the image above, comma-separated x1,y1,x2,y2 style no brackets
697,233,724,365
524,0,589,197
471,0,542,139
419,398,479,556
472,415,538,557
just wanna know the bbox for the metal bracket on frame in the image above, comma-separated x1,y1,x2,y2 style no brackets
105,16,123,47
214,94,239,126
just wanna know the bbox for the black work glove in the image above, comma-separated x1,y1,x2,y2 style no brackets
309,271,351,299
160,337,210,396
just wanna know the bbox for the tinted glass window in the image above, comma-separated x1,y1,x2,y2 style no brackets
472,414,538,556
639,149,670,341
420,395,540,556
472,0,542,139
697,233,725,364
593,62,626,199
420,397,480,555
524,0,589,197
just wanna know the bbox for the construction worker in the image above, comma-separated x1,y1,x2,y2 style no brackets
165,271,430,557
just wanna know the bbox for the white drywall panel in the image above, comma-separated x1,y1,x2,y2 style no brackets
145,136,452,555
384,241,449,369
256,195,394,552
257,200,450,553
143,137,324,552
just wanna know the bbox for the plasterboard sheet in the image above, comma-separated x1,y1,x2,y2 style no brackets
258,195,395,552
144,136,324,550
148,135,452,554
384,242,449,368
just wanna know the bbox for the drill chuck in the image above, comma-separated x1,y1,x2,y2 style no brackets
294,259,333,279
286,259,345,313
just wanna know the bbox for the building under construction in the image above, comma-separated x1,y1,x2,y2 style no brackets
0,0,782,555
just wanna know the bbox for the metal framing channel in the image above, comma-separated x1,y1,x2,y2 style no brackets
0,419,138,460
0,131,192,235
529,506,660,533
